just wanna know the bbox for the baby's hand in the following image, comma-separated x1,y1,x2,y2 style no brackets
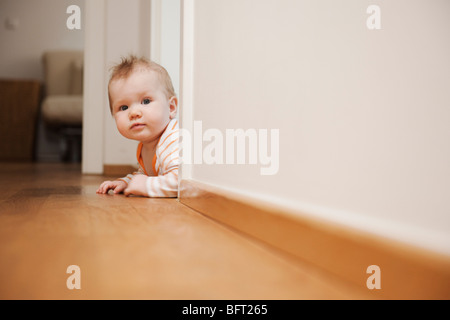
96,180,127,194
124,175,148,197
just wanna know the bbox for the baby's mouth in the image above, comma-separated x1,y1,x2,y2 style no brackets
131,123,146,130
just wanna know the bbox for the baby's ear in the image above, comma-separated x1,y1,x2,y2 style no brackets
169,96,178,119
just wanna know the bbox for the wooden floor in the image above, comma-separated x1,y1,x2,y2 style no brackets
0,163,370,300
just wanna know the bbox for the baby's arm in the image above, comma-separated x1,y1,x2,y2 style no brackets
96,180,127,194
123,174,149,197
96,167,144,195
124,169,178,198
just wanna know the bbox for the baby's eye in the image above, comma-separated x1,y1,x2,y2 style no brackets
142,98,151,105
119,105,128,111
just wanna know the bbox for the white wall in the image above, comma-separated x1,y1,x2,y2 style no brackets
181,0,450,254
160,0,181,97
82,0,106,173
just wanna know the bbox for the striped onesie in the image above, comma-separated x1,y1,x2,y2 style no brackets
120,118,179,197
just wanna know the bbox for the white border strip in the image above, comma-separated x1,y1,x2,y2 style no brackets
179,0,195,186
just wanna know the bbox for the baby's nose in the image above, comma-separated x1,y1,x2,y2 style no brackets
129,106,142,119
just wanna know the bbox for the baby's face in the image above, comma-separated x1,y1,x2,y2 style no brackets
109,70,177,144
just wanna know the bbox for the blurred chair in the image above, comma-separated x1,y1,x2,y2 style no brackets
41,50,83,162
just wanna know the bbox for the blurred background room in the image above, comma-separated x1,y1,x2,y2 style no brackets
0,0,85,163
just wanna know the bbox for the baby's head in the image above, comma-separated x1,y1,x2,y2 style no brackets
108,55,176,114
108,55,178,143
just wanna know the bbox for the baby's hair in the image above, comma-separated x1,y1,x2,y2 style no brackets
108,55,176,112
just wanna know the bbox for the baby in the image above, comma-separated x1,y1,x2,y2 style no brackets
96,55,179,197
